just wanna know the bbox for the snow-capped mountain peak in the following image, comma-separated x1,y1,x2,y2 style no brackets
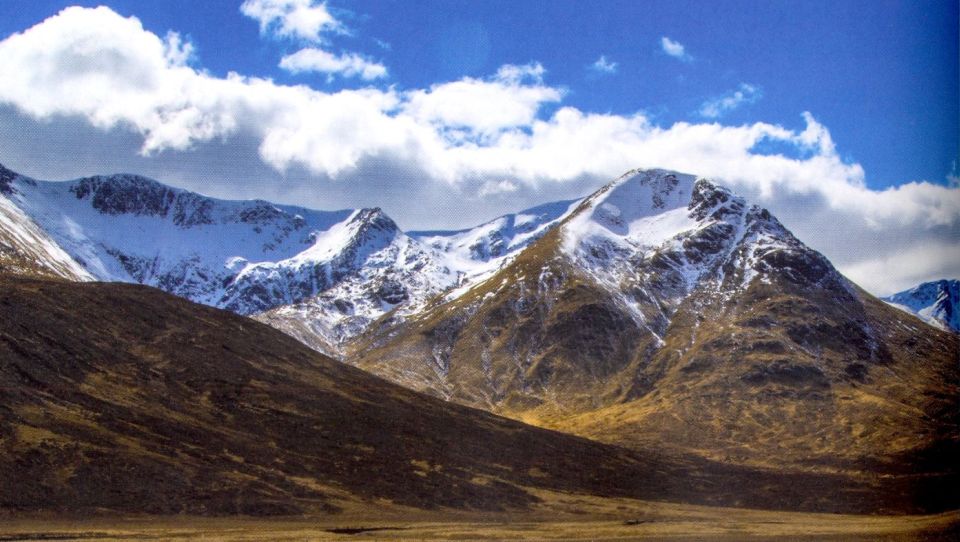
2,167,445,313
283,207,398,267
557,168,843,339
562,169,699,256
882,279,960,332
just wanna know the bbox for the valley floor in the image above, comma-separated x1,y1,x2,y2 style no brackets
3,494,958,541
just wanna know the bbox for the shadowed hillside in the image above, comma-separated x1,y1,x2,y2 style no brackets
2,276,956,516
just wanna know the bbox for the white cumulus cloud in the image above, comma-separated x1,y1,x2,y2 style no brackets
494,62,546,84
590,55,618,74
240,0,343,43
242,0,386,81
840,241,960,296
279,48,386,80
699,83,763,118
661,36,691,61
402,62,562,137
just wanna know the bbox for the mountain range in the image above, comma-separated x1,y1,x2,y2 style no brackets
1,161,957,516
0,163,578,356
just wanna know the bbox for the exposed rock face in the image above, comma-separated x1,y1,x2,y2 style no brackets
0,164,18,195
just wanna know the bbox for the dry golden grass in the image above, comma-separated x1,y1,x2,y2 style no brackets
2,493,957,541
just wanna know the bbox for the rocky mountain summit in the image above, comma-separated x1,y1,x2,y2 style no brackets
350,169,856,404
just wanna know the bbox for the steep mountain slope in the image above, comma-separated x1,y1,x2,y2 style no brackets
0,275,641,515
3,274,932,516
348,169,959,481
0,166,93,280
883,279,959,332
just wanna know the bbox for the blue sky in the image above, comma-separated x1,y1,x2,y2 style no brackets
0,0,957,293
3,0,954,187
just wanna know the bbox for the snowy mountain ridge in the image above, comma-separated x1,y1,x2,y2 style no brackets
882,279,960,332
413,197,580,272
0,162,890,358
7,169,368,309
0,163,589,353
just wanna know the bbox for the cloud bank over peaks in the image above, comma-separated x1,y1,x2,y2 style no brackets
402,62,562,138
0,7,952,215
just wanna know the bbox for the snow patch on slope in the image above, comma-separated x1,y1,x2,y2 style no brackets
413,198,580,282
562,169,698,255
0,193,93,280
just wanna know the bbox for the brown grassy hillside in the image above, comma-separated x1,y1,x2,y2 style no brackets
3,275,934,516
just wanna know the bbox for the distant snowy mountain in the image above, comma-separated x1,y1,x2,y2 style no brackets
7,169,363,307
0,163,584,355
0,164,463,349
882,279,959,332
